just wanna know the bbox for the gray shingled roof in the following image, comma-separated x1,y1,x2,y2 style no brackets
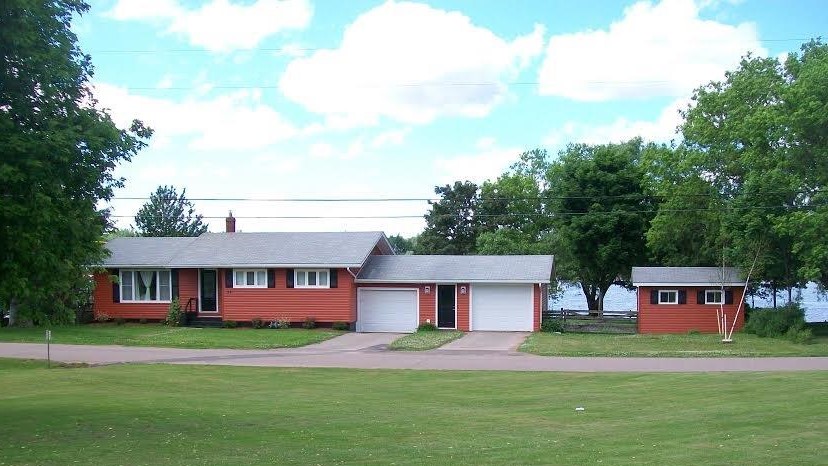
102,232,388,267
356,255,554,283
103,237,198,267
631,267,743,286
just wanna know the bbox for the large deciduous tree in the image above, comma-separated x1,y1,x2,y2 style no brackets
649,41,828,299
415,181,480,255
547,139,652,314
0,1,151,325
134,186,208,237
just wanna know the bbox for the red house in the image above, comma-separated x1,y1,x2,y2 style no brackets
631,267,746,334
94,219,553,332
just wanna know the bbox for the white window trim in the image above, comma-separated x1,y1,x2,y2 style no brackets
658,289,679,305
295,269,330,289
233,269,268,288
120,269,172,303
705,289,724,305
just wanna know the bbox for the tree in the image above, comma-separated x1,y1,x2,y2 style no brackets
658,41,828,296
0,1,151,325
546,139,652,314
476,149,552,255
387,234,417,255
415,181,479,255
134,186,208,237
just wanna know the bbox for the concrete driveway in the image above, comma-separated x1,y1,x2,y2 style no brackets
438,332,529,352
303,332,401,351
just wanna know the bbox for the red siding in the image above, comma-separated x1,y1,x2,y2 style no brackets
637,286,746,334
355,283,435,325
92,269,199,320
220,269,356,323
457,283,470,331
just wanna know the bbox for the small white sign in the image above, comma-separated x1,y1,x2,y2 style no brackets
45,330,51,341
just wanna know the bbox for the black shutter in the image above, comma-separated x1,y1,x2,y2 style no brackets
225,269,233,289
171,269,180,299
724,289,734,305
286,268,294,288
329,268,338,288
267,269,276,288
678,290,687,304
110,268,120,303
650,290,658,304
697,290,705,304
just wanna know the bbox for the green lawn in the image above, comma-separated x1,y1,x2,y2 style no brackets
0,361,825,465
0,324,343,349
389,330,464,350
521,332,828,357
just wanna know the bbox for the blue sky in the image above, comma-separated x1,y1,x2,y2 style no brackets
78,0,827,236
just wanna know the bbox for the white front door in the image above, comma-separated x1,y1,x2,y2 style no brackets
357,289,418,333
471,284,533,331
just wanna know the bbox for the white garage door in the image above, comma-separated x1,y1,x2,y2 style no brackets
357,289,418,332
471,284,534,331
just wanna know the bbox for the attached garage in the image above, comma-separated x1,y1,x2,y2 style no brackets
357,288,418,332
471,284,534,331
356,255,553,332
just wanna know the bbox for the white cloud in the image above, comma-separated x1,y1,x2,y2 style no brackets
545,98,688,147
94,83,298,150
434,138,520,184
309,142,335,159
370,128,410,148
538,0,765,101
280,1,545,126
107,0,312,52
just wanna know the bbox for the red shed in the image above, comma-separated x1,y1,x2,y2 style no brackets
631,267,746,334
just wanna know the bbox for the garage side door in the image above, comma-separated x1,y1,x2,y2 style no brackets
471,284,533,331
357,289,418,333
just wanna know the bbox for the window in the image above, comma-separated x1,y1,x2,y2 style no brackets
295,269,329,288
120,270,171,302
234,269,267,288
658,290,678,304
705,290,723,304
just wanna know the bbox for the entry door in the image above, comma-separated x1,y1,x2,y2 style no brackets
437,285,456,329
200,269,218,312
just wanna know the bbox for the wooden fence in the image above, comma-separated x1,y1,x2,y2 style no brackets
543,308,638,334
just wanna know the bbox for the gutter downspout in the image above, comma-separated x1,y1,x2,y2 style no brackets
347,267,358,280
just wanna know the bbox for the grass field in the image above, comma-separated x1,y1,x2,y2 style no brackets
521,332,828,357
0,360,825,465
389,330,464,350
0,324,342,349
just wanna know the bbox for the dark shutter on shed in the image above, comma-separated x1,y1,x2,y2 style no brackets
171,269,180,299
110,268,120,303
224,269,234,289
724,289,734,305
329,268,338,288
650,290,658,304
678,290,687,305
286,269,294,288
267,269,276,288
697,290,705,304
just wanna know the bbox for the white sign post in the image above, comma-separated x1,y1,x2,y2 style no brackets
45,330,51,368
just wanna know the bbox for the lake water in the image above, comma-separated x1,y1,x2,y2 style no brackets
551,282,828,322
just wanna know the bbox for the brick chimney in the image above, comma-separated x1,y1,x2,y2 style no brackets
225,210,236,233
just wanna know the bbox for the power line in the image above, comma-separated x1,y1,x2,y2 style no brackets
87,36,824,55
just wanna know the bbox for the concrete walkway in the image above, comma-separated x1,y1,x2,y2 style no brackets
2,341,828,372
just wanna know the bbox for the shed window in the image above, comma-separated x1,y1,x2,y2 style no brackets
705,290,723,304
295,269,329,288
658,290,678,304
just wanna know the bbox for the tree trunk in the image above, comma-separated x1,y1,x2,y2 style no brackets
772,284,777,309
8,298,18,327
581,283,599,315
787,287,792,305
